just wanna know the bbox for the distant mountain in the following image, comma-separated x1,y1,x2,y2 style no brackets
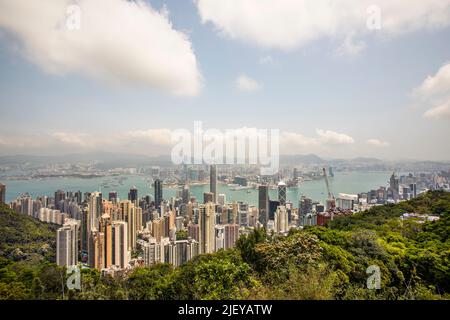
280,154,325,164
0,153,173,168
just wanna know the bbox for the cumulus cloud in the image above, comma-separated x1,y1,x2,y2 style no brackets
236,74,262,91
316,129,355,145
424,100,450,120
413,62,450,120
367,139,390,147
0,0,202,96
196,0,450,54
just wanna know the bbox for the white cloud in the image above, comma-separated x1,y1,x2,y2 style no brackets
196,0,450,53
259,55,274,65
367,139,390,147
236,74,262,91
125,129,174,146
335,33,367,56
316,129,355,145
280,132,320,148
424,100,450,120
0,0,202,96
413,62,450,120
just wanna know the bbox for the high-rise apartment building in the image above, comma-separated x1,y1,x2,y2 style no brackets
224,224,239,249
56,220,79,267
199,203,216,254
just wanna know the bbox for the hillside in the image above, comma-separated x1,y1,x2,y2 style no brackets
0,203,57,263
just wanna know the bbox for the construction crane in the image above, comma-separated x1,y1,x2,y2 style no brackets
323,168,336,215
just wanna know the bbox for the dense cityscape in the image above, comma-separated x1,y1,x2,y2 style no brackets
1,164,448,275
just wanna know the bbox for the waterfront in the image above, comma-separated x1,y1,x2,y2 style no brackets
2,171,392,205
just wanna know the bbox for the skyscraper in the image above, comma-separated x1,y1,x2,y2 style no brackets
258,185,269,227
199,203,216,254
0,183,6,203
390,172,400,201
88,192,103,232
203,192,214,204
274,206,289,234
154,179,163,210
110,221,129,268
88,230,105,270
108,191,118,203
128,186,138,206
210,164,217,203
278,181,287,206
54,189,66,210
56,220,79,267
224,224,239,249
182,185,190,204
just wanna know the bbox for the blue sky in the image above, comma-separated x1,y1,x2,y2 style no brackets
0,0,450,160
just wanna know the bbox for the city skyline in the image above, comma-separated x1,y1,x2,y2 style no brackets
0,0,449,161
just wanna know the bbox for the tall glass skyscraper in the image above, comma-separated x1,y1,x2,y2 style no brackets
210,164,217,203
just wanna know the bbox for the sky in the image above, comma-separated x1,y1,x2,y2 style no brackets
0,0,450,161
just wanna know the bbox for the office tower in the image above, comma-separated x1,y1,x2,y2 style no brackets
0,183,5,203
299,196,313,215
54,189,66,210
109,191,118,203
218,194,226,206
409,183,417,198
182,185,190,204
210,164,217,203
74,191,82,205
390,172,400,201
88,192,103,232
258,185,269,227
224,224,239,249
188,223,199,242
268,200,280,221
128,186,138,206
154,179,163,209
203,192,214,204
56,220,79,267
278,181,287,206
274,206,289,234
199,203,216,254
88,230,105,270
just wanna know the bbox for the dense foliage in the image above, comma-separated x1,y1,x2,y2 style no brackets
0,191,449,300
